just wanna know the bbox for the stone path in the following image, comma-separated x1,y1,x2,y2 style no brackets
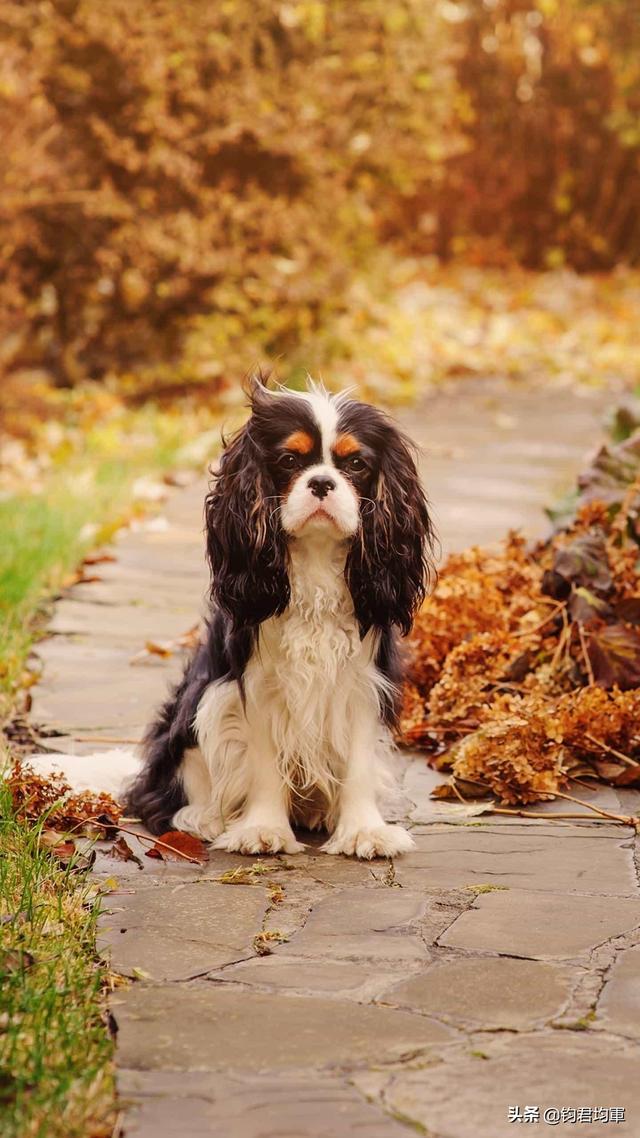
31,379,640,1137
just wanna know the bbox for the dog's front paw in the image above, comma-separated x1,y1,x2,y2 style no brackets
214,822,306,856
172,805,223,842
321,823,414,859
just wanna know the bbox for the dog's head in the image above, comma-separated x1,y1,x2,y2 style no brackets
206,376,435,633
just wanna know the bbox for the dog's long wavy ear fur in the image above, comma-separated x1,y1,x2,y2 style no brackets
205,387,290,630
346,428,435,635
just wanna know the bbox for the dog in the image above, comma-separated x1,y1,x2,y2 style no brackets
123,377,435,858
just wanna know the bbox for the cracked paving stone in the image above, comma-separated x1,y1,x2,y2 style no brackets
595,945,640,1039
118,1070,410,1138
292,852,383,886
380,957,573,1030
373,1032,640,1138
393,827,639,897
99,882,266,981
114,986,455,1072
439,890,640,959
210,956,408,1000
275,886,431,962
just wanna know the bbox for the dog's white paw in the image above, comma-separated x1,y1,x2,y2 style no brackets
172,806,223,842
214,822,306,855
321,823,414,859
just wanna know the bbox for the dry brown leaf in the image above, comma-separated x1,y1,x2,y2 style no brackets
108,835,143,868
145,830,207,863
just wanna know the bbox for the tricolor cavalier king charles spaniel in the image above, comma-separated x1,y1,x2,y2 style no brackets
125,378,435,858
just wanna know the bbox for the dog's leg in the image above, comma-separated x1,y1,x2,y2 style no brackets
214,732,306,856
171,748,224,841
321,703,414,859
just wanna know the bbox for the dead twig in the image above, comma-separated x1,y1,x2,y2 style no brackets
550,608,570,673
583,732,640,768
73,817,203,864
490,807,613,822
72,736,140,745
577,622,595,687
551,789,636,826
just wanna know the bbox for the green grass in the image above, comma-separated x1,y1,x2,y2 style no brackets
0,778,116,1138
0,403,216,709
0,402,223,1136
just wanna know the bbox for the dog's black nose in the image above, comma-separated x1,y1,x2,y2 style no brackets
308,475,336,500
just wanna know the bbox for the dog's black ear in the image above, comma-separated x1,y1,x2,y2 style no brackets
205,411,289,629
346,428,435,635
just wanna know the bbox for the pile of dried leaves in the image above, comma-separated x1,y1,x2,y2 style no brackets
399,427,640,807
4,759,213,870
5,759,122,835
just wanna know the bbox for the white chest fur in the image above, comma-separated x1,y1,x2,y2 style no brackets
245,533,382,793
193,529,390,820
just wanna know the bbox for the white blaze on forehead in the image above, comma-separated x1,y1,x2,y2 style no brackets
300,390,339,463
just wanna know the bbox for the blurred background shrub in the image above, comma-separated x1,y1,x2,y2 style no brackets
1,0,639,400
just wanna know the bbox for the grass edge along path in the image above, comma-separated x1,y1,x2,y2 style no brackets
0,772,118,1138
0,405,223,1137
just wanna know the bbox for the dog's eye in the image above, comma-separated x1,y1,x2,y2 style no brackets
278,452,299,470
346,455,366,473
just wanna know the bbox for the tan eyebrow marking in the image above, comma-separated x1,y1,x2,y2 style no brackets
333,433,361,458
283,430,314,454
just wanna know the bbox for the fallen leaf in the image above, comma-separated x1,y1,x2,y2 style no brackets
593,760,628,781
501,649,533,682
615,597,640,625
216,862,277,884
85,812,120,841
253,930,288,956
144,831,207,863
551,530,613,596
585,623,640,690
143,640,174,658
82,552,116,565
613,766,640,787
130,623,201,665
1,949,35,973
108,836,143,868
39,828,71,850
569,586,613,625
429,800,497,817
430,779,491,801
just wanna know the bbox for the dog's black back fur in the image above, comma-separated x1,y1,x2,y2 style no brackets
124,613,247,833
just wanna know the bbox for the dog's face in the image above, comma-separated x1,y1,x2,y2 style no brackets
257,390,382,539
206,380,435,633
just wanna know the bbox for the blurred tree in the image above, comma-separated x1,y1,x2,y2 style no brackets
0,0,639,394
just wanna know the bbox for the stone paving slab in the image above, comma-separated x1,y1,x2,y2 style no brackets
47,600,197,641
114,986,456,1072
439,889,640,959
595,944,640,1039
99,882,267,981
362,1033,639,1138
393,827,639,896
118,1070,411,1138
404,377,616,556
274,887,430,955
379,957,573,1030
211,956,405,1002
